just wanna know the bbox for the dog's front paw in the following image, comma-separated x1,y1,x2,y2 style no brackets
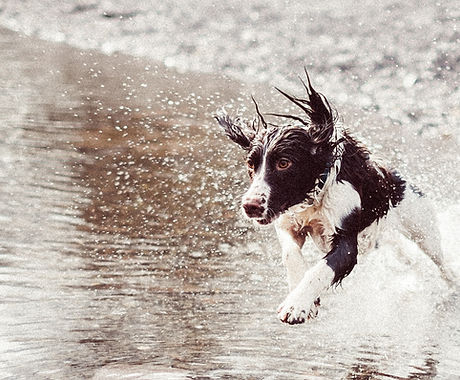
277,296,320,325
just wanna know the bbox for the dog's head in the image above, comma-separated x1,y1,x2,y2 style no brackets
216,70,340,225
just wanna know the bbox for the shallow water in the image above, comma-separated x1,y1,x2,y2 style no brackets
0,29,459,380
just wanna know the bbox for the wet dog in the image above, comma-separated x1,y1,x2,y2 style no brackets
215,70,453,324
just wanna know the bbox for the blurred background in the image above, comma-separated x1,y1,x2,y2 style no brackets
0,1,459,379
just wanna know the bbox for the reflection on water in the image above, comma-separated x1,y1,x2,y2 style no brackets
0,28,459,379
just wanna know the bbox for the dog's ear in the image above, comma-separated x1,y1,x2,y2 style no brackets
275,69,337,150
214,111,254,150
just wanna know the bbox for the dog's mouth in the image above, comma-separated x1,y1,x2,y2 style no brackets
255,205,290,225
255,217,275,225
242,202,289,226
249,202,291,225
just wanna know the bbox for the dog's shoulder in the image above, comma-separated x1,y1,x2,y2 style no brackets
334,134,406,230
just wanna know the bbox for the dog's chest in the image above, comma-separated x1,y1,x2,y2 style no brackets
283,203,382,255
287,205,335,252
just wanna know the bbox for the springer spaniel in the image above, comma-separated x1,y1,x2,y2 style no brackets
215,70,453,324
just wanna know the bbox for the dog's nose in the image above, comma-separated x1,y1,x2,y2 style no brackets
242,198,265,218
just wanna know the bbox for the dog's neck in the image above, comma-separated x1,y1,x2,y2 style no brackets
288,126,345,213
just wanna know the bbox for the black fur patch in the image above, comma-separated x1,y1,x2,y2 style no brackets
325,208,360,284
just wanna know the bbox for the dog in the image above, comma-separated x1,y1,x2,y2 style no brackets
215,69,454,324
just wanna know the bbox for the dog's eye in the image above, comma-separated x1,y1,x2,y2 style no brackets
247,159,255,170
277,158,292,170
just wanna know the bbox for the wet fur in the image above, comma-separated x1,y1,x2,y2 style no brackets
215,70,452,324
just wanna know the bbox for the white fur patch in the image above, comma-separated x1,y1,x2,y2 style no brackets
242,153,271,217
321,180,361,231
243,175,270,200
275,221,308,291
278,259,334,323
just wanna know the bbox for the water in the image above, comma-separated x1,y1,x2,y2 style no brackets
0,28,459,379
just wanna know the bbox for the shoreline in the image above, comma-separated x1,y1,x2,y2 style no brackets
0,0,458,134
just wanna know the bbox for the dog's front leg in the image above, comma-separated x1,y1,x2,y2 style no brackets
275,216,308,291
278,217,359,324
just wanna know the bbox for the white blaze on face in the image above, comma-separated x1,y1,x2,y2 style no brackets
242,152,271,217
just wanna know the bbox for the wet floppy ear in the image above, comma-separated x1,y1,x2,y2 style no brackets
214,111,254,150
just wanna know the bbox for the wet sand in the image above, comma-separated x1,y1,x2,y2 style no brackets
0,28,459,379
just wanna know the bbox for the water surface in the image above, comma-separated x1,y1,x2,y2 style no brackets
0,29,459,379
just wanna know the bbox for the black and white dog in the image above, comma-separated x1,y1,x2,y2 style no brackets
216,70,453,324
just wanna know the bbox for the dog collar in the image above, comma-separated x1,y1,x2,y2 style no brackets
285,127,345,216
303,165,332,206
299,133,345,208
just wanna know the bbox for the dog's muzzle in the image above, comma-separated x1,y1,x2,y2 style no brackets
242,196,266,218
242,194,277,225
